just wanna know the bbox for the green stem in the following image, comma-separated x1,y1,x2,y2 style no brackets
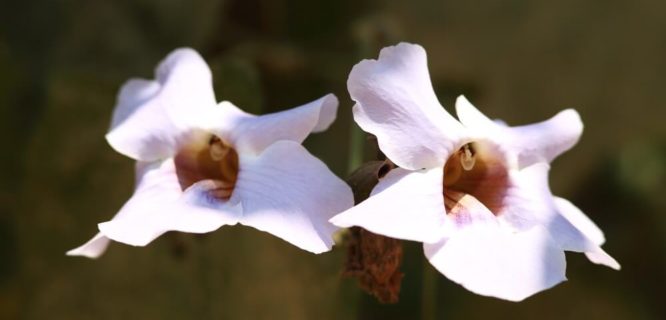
347,124,366,174
421,261,437,320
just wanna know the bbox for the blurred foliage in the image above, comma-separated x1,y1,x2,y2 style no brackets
1,0,665,319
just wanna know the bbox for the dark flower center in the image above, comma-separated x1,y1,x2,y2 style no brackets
174,134,239,200
442,142,509,215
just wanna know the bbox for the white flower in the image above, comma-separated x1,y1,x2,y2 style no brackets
67,48,353,258
330,43,619,301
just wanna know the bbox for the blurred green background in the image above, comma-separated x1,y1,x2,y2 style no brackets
1,0,665,319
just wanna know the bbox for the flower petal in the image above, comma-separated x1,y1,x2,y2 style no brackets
66,162,161,258
66,233,111,259
454,95,498,134
106,48,217,161
234,140,353,254
548,221,620,270
496,163,556,231
348,43,466,170
156,49,219,129
552,197,605,245
500,163,619,270
209,94,338,155
98,201,240,247
510,109,583,167
584,248,621,270
98,160,240,247
552,197,620,270
455,95,583,167
424,224,566,302
497,163,586,237
105,79,176,161
330,167,447,243
443,190,499,233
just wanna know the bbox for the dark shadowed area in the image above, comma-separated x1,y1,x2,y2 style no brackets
1,0,664,319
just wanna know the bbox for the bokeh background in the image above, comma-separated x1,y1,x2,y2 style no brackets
1,0,665,319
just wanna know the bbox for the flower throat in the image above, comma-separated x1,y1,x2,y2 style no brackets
442,142,509,215
174,134,239,200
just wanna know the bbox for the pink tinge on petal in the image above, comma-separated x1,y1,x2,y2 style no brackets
182,180,236,207
443,190,498,230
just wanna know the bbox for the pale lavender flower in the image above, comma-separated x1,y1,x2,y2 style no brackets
68,48,353,258
331,43,619,301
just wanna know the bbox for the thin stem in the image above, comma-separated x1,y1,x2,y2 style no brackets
421,261,437,320
347,124,366,174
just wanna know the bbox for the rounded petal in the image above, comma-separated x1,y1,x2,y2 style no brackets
111,79,162,125
424,225,566,302
98,160,240,247
105,79,178,161
66,233,111,259
348,43,466,170
234,141,353,254
106,48,217,161
210,94,338,155
154,48,217,128
330,167,447,244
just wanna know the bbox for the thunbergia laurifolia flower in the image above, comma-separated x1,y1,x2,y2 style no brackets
331,43,619,301
67,48,353,258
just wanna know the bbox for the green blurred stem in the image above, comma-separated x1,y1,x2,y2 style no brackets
421,261,437,320
347,124,366,173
